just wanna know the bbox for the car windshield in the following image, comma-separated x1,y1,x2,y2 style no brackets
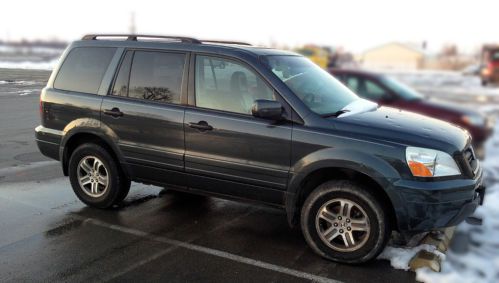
379,76,424,101
262,55,358,116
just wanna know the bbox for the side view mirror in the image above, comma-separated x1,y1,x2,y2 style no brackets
251,99,284,120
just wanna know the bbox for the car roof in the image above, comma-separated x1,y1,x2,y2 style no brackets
329,68,384,78
70,35,299,59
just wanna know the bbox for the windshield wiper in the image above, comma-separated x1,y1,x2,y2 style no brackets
321,110,350,118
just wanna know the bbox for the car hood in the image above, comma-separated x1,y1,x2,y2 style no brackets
331,105,470,153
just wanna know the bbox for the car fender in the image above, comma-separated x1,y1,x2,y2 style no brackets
59,118,131,176
285,147,405,227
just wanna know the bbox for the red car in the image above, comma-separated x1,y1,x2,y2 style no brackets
480,45,499,86
330,68,493,155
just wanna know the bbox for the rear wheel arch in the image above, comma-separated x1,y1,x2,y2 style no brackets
288,167,399,232
62,132,128,177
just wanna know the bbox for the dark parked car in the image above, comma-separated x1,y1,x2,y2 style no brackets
330,68,493,155
36,34,485,264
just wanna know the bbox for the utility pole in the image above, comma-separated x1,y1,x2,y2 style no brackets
129,12,136,34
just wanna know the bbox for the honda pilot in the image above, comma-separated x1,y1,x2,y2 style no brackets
35,34,485,264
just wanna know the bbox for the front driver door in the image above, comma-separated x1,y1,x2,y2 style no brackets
184,55,292,205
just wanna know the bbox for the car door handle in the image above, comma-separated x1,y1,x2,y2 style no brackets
188,121,213,131
103,107,124,118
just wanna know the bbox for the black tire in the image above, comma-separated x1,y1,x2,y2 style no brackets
301,180,391,264
116,177,132,203
68,143,131,208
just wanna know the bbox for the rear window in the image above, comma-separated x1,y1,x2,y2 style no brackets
54,47,116,94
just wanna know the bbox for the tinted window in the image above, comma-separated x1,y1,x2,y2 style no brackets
128,51,185,104
342,75,389,101
54,47,116,94
380,76,423,101
195,56,274,114
111,51,133,97
345,76,360,92
363,79,389,101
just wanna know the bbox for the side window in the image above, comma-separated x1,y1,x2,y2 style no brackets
111,51,133,97
54,47,116,94
128,51,185,104
345,76,360,93
363,79,390,101
195,55,274,114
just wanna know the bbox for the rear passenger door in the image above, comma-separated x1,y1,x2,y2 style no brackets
183,55,292,204
101,50,188,183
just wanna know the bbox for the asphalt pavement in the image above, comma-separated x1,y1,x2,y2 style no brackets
0,68,416,282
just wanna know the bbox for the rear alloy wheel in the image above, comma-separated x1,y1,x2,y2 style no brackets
77,156,109,198
301,180,390,264
69,143,130,208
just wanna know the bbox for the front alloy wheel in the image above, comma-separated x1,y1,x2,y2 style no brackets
315,198,370,252
301,180,390,264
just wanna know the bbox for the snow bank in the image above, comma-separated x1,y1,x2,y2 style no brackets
0,80,37,85
0,59,58,70
378,244,445,271
0,45,64,55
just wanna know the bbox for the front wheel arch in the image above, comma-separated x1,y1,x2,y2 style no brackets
287,167,399,232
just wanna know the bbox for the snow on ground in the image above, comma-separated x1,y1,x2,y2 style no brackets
0,80,38,85
0,59,58,70
0,45,64,56
0,44,62,70
379,244,446,271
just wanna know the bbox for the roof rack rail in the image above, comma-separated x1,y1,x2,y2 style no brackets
81,34,253,46
81,34,202,44
201,40,252,46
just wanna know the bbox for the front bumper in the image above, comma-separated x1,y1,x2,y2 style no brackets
393,168,485,232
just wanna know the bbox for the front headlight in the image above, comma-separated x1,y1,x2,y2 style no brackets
406,147,461,177
462,115,485,126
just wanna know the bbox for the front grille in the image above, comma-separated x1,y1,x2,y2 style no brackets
463,146,478,176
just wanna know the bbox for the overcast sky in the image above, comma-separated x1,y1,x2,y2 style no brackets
1,0,497,53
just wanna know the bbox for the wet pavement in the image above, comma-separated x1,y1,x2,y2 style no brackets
0,68,416,282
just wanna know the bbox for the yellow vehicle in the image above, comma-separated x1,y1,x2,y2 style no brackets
295,45,329,68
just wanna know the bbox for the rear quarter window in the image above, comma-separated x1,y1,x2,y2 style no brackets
54,47,116,94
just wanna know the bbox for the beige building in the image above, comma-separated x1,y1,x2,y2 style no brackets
360,42,427,70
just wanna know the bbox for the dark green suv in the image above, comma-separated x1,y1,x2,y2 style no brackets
36,34,485,264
